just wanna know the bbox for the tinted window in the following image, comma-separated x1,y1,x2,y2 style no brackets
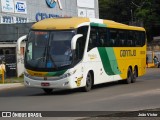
108,29,146,47
88,27,146,49
109,29,117,46
88,27,108,51
76,26,88,60
127,31,134,47
119,30,127,46
99,27,107,47
88,27,98,51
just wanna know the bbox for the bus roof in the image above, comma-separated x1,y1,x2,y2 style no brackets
32,17,90,30
32,17,145,31
103,20,145,31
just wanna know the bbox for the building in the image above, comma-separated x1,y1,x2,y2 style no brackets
0,0,99,77
0,0,99,23
147,36,160,51
147,36,160,68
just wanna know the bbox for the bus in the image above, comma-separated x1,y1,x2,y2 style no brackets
18,17,146,94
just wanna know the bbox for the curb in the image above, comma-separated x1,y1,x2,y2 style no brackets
0,83,24,90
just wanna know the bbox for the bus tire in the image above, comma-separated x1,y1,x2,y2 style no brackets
125,68,132,84
131,68,137,83
43,88,53,94
83,72,93,92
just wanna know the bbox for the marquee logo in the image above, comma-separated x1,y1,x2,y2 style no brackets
46,0,62,9
2,112,11,117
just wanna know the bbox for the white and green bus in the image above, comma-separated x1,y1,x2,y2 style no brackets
19,17,146,94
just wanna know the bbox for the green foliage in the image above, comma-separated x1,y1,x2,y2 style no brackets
99,0,160,42
99,0,131,23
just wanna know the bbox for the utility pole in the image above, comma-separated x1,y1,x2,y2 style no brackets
130,1,146,26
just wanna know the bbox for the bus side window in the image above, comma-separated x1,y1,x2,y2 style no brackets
132,31,138,46
128,40,133,46
115,32,120,46
127,31,134,47
108,29,117,47
88,27,98,51
141,32,146,46
99,28,107,47
119,30,126,47
136,31,142,47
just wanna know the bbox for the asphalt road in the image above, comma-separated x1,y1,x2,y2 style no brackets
0,68,160,119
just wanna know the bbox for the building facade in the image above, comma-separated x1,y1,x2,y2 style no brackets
0,0,99,77
147,36,160,51
0,0,99,24
147,36,160,67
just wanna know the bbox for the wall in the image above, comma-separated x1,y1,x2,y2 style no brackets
0,0,99,24
0,23,33,42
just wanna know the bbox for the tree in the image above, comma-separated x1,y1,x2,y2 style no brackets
131,0,160,41
99,0,132,23
99,0,160,42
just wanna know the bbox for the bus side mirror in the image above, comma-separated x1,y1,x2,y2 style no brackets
71,34,83,50
17,35,27,55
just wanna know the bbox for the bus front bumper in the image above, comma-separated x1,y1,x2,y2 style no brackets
24,75,77,89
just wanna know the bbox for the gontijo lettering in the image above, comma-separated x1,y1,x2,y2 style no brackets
46,0,63,9
120,50,136,57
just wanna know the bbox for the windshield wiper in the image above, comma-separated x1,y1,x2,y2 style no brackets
36,47,47,67
50,55,58,70
47,33,58,70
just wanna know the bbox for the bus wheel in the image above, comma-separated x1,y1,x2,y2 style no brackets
131,69,137,83
43,88,53,94
125,68,132,84
83,72,92,92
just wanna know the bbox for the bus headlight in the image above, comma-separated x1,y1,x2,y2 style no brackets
24,71,30,77
61,70,76,79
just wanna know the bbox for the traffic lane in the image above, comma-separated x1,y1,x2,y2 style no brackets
1,68,160,98
0,68,160,111
0,78,159,97
1,90,160,115
139,68,160,81
0,68,158,96
1,80,160,111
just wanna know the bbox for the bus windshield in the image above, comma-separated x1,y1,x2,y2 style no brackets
25,30,75,71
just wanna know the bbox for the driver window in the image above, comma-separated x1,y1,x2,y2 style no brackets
75,26,88,60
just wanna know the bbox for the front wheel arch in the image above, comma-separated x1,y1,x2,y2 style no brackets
82,71,94,92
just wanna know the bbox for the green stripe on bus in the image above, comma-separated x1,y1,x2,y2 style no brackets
98,47,121,75
46,69,67,76
90,23,106,27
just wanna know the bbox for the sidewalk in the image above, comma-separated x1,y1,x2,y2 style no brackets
0,83,24,90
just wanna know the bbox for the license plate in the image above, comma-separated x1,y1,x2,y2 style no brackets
41,82,50,86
